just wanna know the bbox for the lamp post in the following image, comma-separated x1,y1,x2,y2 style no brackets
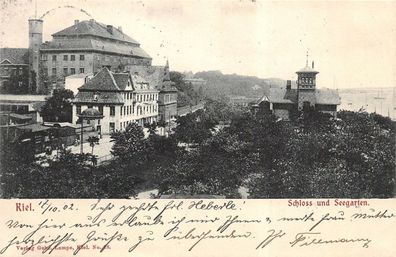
77,108,104,154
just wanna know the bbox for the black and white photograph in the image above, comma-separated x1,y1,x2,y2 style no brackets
0,0,395,200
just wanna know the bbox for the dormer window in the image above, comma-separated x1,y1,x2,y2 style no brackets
93,92,99,101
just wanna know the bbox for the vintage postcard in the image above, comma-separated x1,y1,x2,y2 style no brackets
0,0,395,256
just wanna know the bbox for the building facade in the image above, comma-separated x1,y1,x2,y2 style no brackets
126,61,178,124
38,19,152,93
0,48,30,90
251,61,341,119
72,68,159,134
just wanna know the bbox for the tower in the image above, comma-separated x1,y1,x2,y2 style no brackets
296,53,319,110
28,18,43,93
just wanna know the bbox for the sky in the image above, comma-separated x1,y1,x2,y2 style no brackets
0,0,395,89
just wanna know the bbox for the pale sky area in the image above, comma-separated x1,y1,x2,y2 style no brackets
0,0,395,89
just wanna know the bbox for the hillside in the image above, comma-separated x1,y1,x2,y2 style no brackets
193,71,295,98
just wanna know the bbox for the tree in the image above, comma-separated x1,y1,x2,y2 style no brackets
110,123,150,167
0,69,29,94
87,136,99,155
39,89,74,122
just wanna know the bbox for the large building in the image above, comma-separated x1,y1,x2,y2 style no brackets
1,18,152,94
38,19,152,93
72,67,159,134
252,61,341,119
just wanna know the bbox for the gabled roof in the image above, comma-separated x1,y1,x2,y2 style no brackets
78,68,121,91
112,73,131,90
0,48,29,64
268,88,298,104
52,20,140,45
126,65,177,91
73,91,124,105
263,87,340,105
315,88,341,105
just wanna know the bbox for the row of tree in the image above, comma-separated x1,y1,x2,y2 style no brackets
1,90,394,198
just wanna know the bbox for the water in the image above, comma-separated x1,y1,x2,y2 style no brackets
338,87,395,120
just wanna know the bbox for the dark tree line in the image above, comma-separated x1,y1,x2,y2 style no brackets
1,97,394,198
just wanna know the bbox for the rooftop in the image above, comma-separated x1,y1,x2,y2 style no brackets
52,20,140,45
265,87,340,105
0,48,29,64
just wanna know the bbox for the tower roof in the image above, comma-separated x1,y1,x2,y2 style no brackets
296,65,319,74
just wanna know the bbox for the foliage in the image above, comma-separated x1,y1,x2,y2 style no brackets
87,136,100,155
173,109,216,144
170,71,203,107
110,122,150,166
39,89,74,122
0,68,30,94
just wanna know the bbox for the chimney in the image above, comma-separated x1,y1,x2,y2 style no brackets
74,20,79,25
286,80,291,90
106,25,113,34
312,61,314,69
118,26,122,32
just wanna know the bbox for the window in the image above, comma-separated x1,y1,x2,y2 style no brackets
80,55,85,61
52,68,57,76
52,55,57,61
79,68,85,73
63,67,68,76
63,55,68,61
110,106,115,116
109,122,115,133
70,68,75,75
71,55,75,61
76,105,81,114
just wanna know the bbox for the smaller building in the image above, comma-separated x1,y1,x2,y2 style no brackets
64,73,93,96
0,48,30,92
0,94,47,123
126,61,178,124
252,61,341,119
72,67,159,134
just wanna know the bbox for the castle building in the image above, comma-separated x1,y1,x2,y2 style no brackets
72,67,159,134
251,60,340,119
38,19,152,93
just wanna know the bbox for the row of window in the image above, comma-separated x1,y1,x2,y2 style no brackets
49,54,85,61
50,67,85,76
136,93,157,102
299,77,315,84
121,105,134,116
76,103,157,119
137,104,157,116
95,54,150,66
